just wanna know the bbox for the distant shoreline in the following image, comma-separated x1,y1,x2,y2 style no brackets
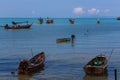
0,17,116,19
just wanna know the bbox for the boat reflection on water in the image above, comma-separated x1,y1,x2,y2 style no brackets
83,73,108,80
18,74,31,80
18,67,44,80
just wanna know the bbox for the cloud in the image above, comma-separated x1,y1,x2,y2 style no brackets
103,9,110,13
73,7,84,14
88,8,100,14
32,10,36,14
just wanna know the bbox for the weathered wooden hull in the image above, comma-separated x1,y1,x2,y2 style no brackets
84,66,107,75
18,63,44,74
83,55,108,75
56,38,71,43
5,24,32,29
18,52,45,74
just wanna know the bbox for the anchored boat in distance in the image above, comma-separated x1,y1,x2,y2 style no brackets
4,21,33,29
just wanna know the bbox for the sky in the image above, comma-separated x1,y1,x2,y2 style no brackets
0,0,119,18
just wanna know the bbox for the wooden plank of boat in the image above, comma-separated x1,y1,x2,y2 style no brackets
4,23,33,29
18,52,45,74
83,54,108,75
56,38,71,43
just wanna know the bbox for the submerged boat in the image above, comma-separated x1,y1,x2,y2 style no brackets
56,35,76,44
56,38,71,43
83,54,108,75
4,23,32,29
18,52,45,74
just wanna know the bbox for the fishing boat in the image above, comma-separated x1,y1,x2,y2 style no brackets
18,52,45,74
46,19,53,24
83,54,108,75
56,38,71,43
4,22,33,29
117,17,120,20
46,17,53,24
97,18,100,24
69,18,75,24
56,35,75,44
38,18,43,24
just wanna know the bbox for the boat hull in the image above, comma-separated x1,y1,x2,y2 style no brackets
18,63,44,74
83,54,108,75
18,52,45,74
5,24,32,29
56,38,71,43
84,66,107,75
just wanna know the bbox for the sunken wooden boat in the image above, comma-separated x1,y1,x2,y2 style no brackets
56,35,75,44
18,52,45,74
4,23,32,29
83,54,108,75
56,38,71,43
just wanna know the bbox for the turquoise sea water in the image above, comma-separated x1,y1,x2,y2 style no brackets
0,18,120,80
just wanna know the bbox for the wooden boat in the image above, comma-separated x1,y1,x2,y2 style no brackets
56,38,71,43
46,17,53,24
18,52,45,74
56,35,75,44
38,18,43,24
117,17,120,20
83,54,108,75
97,18,100,24
97,20,100,24
46,19,53,24
69,18,74,24
4,23,32,29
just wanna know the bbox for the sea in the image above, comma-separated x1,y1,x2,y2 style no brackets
0,18,120,80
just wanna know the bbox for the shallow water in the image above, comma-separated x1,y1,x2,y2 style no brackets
0,18,120,80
